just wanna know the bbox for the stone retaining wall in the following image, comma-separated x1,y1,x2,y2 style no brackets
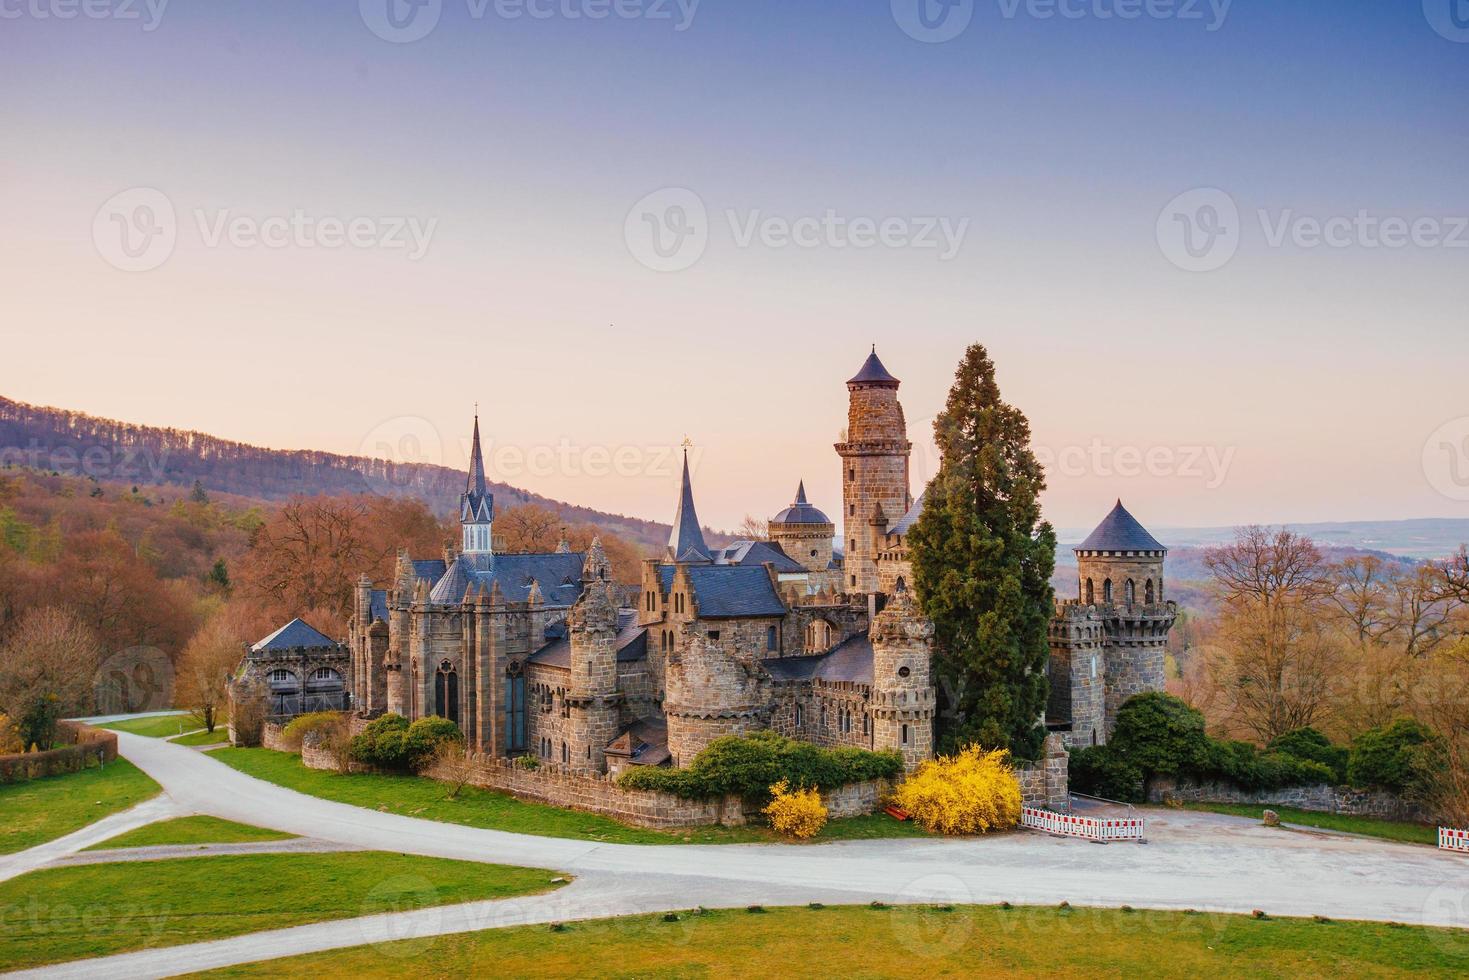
1148,776,1429,823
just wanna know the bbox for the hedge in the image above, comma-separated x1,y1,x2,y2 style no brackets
1267,727,1349,784
0,722,118,784
347,714,462,771
617,731,903,801
1346,719,1440,798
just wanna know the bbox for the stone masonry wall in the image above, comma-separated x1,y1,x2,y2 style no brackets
1014,734,1071,811
1148,776,1430,822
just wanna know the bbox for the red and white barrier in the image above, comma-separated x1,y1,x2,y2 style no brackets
1440,828,1469,853
1022,806,1144,842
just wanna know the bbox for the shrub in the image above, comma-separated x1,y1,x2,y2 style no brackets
891,745,1021,835
762,779,828,839
618,731,902,801
1068,744,1143,802
350,714,463,772
1268,727,1349,783
1108,693,1213,795
281,712,345,751
1348,719,1440,797
0,714,22,755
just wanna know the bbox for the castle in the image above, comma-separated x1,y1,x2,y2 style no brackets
340,349,1174,776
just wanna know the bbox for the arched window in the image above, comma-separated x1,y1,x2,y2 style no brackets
306,667,342,691
267,669,298,691
435,661,459,724
1125,579,1136,605
794,703,804,728
1103,579,1113,603
1085,579,1095,604
1145,579,1155,605
766,626,778,652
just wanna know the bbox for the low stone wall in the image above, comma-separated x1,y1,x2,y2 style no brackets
1015,733,1070,811
0,722,118,784
260,721,289,753
1148,777,1429,823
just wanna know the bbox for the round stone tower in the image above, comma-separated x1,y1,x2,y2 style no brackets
835,347,911,594
869,584,935,770
768,480,835,574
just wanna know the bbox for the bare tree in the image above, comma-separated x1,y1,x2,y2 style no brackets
494,504,565,553
736,514,769,541
175,615,246,732
429,739,476,800
0,607,103,749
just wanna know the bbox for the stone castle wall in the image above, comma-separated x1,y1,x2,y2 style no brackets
1147,776,1430,823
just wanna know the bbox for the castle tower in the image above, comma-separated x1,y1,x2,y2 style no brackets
566,539,623,772
667,447,711,562
835,348,911,594
460,413,494,556
1050,500,1176,745
768,480,835,574
869,584,935,770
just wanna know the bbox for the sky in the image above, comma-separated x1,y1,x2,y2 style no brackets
2,0,1467,535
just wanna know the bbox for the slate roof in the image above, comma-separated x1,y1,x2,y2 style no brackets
709,540,807,575
460,414,494,523
604,718,670,767
1076,500,1166,554
771,480,832,526
848,347,899,386
251,618,339,654
667,448,711,562
428,552,587,606
527,610,648,669
763,633,874,685
411,559,447,584
656,563,788,618
369,590,389,623
887,493,925,535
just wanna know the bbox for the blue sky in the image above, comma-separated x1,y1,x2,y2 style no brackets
2,1,1466,532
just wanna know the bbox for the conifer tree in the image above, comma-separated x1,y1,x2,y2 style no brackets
909,345,1056,759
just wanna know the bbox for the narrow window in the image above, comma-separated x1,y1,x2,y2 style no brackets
901,724,909,745
767,625,778,652
1085,578,1094,604
1103,579,1113,603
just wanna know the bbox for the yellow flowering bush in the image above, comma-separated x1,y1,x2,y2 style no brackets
0,714,20,755
892,745,1022,835
762,779,828,839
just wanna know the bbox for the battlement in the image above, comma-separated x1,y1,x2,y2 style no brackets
1054,599,1178,621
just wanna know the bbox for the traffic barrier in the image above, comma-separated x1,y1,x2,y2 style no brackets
1440,828,1469,853
1021,805,1144,842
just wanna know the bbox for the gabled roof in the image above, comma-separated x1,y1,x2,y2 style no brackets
251,618,338,654
527,610,648,669
763,633,873,685
427,552,587,606
847,346,899,387
685,564,787,618
710,540,807,575
887,493,924,535
1076,500,1166,554
411,558,447,584
771,480,832,527
667,448,710,562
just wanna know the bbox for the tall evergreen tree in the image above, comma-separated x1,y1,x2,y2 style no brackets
909,345,1056,759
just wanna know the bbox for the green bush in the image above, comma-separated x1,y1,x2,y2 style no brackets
348,714,462,772
1068,745,1143,802
617,731,903,801
1267,728,1349,784
1347,719,1440,797
1107,693,1214,793
281,712,344,751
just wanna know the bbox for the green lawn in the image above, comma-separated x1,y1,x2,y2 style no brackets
0,851,564,970
211,748,931,845
97,714,199,739
190,904,1469,979
0,758,160,855
1180,803,1439,846
170,727,231,747
85,816,296,850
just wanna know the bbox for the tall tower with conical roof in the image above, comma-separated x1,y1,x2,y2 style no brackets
835,348,912,593
461,414,494,555
667,446,711,562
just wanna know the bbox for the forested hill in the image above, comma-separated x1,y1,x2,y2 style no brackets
0,395,672,552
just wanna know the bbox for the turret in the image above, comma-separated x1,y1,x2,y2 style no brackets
768,480,835,575
835,347,912,594
667,446,710,562
869,583,935,770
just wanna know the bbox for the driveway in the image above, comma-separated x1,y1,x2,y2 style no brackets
4,728,1468,978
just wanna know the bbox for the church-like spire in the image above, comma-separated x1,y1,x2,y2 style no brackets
667,446,710,562
460,411,494,554
466,412,487,499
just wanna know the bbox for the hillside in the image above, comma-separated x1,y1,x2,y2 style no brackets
0,395,676,554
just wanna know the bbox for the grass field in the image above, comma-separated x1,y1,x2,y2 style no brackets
211,748,932,845
0,851,565,970
1180,803,1439,846
85,816,296,850
97,714,199,739
189,904,1469,978
170,727,231,747
0,758,160,855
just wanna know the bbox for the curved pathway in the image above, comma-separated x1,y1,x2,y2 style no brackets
4,729,1468,978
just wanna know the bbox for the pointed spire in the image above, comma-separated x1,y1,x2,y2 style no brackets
467,412,487,497
795,480,808,505
667,447,710,562
847,347,900,387
460,411,494,551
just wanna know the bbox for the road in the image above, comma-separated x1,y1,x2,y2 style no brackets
4,729,1468,978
